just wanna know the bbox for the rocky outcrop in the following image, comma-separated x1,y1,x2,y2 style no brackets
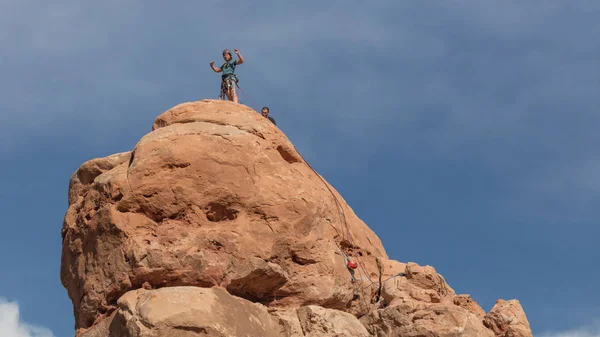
454,295,487,319
114,286,282,337
484,300,533,337
296,305,370,337
359,262,496,337
60,99,533,336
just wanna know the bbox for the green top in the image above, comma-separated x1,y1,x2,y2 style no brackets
221,60,237,76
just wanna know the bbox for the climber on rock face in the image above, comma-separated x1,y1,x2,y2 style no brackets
210,48,244,103
261,106,276,125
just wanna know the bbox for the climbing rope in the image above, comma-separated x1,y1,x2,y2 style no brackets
291,147,454,312
125,150,145,210
235,84,260,109
293,147,378,315
375,258,383,303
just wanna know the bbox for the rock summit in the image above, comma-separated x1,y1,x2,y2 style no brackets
61,100,533,337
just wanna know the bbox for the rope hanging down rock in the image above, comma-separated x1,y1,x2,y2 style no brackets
292,147,378,314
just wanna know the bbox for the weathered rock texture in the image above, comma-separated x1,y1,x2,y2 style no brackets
61,100,533,336
483,300,533,337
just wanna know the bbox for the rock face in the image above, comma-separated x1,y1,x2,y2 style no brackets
483,300,533,337
115,286,283,337
359,262,496,337
60,100,533,336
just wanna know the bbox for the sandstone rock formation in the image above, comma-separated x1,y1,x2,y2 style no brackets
483,300,533,337
60,99,533,336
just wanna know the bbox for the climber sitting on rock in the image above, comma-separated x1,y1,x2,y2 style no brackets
261,106,276,125
210,48,244,103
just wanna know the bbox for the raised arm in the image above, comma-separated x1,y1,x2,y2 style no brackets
210,61,222,73
234,48,244,65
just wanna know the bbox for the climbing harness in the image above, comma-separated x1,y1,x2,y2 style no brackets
217,73,259,109
219,74,239,100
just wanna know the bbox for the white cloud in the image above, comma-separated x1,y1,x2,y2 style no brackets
541,328,600,337
539,321,600,337
0,298,55,337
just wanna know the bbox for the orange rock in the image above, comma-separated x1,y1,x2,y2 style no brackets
453,294,486,318
61,100,387,331
61,100,533,337
483,299,533,337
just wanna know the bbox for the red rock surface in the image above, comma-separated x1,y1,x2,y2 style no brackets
60,100,533,336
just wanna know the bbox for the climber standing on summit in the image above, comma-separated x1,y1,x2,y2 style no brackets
210,48,244,103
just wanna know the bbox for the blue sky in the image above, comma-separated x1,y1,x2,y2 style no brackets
1,1,599,336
